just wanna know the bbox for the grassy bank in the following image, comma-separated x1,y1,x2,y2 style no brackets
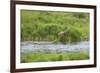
21,10,89,43
21,52,89,63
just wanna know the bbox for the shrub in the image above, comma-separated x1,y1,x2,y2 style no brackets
21,10,89,42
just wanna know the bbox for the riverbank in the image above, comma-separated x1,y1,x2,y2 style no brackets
21,51,89,63
21,41,90,63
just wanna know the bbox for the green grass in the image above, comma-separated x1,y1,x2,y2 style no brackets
21,10,89,43
21,52,89,63
21,11,90,63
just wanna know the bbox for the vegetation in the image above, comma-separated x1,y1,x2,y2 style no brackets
20,10,90,63
21,10,89,43
21,52,89,63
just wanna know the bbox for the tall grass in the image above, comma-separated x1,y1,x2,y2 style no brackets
21,10,89,43
21,52,89,63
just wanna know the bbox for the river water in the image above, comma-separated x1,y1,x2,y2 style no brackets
21,41,90,54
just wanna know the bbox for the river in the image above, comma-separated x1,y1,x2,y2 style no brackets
21,41,89,54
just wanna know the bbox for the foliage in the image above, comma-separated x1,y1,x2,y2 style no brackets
21,52,89,63
21,10,89,43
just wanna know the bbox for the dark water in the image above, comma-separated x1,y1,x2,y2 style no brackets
21,41,89,54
